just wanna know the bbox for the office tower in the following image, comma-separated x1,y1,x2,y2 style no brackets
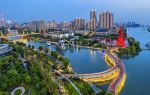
99,11,113,30
89,10,97,31
74,18,85,30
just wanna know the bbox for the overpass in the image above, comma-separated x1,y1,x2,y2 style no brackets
64,48,126,95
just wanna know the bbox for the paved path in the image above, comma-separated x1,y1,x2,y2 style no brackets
88,82,101,94
54,70,82,95
11,86,25,95
0,47,13,55
108,48,125,95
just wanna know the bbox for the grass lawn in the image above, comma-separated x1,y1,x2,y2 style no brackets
71,79,95,95
64,81,79,95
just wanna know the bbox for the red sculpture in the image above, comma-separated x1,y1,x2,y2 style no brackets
116,28,126,47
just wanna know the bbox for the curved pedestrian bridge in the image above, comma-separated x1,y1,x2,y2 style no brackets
64,48,126,95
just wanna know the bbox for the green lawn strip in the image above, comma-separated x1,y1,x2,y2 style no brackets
64,81,79,95
70,78,95,95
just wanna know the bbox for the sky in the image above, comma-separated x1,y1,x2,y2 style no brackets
0,0,150,24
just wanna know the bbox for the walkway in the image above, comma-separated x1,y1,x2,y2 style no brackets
0,47,13,56
88,82,101,94
11,87,25,95
107,48,125,95
54,70,82,95
64,65,117,79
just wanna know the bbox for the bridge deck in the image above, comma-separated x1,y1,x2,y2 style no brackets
108,50,125,95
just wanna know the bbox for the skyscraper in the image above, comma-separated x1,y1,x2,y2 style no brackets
89,10,97,31
99,12,113,30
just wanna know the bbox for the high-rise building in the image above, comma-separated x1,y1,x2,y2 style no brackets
88,19,97,31
90,10,97,21
28,20,46,32
89,10,97,31
74,18,85,30
37,21,46,32
84,21,88,30
47,20,58,29
99,12,113,30
28,21,37,32
0,12,6,27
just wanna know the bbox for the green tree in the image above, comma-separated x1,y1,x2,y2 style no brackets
39,46,43,51
25,75,31,84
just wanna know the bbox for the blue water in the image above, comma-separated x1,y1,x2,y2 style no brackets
127,27,150,49
120,27,150,95
26,27,150,95
62,48,108,73
26,41,109,74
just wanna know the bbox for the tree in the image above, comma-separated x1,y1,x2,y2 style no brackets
51,51,59,58
6,69,20,87
25,75,31,84
39,46,43,51
31,46,35,49
45,48,49,53
63,58,70,69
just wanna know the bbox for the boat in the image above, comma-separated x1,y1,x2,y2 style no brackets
45,42,51,46
145,42,150,49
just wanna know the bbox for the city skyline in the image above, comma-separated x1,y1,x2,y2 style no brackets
0,0,150,24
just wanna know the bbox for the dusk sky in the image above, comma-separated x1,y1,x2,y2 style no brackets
0,0,150,24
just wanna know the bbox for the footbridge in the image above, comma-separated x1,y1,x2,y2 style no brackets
48,40,75,49
64,48,126,95
107,49,126,95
